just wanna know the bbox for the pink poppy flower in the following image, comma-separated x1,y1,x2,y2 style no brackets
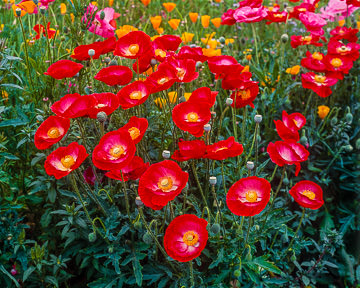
299,12,327,36
234,6,268,23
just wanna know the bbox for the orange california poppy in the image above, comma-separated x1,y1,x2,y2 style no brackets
168,19,180,30
140,0,151,6
211,18,221,28
189,12,198,23
163,2,176,12
201,15,211,28
151,16,162,30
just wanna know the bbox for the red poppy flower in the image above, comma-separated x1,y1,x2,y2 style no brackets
118,116,148,144
105,156,149,181
83,166,105,186
172,139,206,161
330,26,359,42
34,116,70,150
289,180,324,210
267,141,309,176
44,60,83,80
167,58,199,83
289,3,315,20
347,0,360,7
138,160,189,210
290,35,325,49
300,51,326,72
229,81,259,108
221,71,252,90
33,22,56,40
221,8,236,26
207,56,244,78
114,31,152,59
265,11,288,25
92,130,136,170
117,81,153,109
301,72,338,98
154,35,182,52
226,176,271,217
178,46,208,63
187,87,217,107
164,214,208,262
274,111,306,142
94,65,133,86
146,62,177,93
101,36,117,54
71,42,104,61
172,101,211,137
205,136,243,160
323,55,353,80
327,40,360,61
86,93,119,118
44,142,88,179
132,51,155,74
51,93,96,118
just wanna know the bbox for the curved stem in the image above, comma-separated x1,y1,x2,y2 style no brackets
287,208,305,252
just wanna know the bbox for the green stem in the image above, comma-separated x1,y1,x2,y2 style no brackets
191,161,208,207
19,17,34,90
244,217,252,250
211,184,226,240
287,208,305,252
189,260,195,288
251,23,259,65
120,171,131,221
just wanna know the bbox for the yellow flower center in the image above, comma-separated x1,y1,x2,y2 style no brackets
236,89,251,100
61,155,75,169
298,8,307,12
314,75,326,84
337,46,350,54
301,36,312,43
302,189,315,200
214,147,228,152
293,119,298,126
157,176,173,192
128,44,139,55
129,91,143,100
128,127,140,140
312,52,323,61
47,127,61,139
155,49,166,58
331,58,343,68
245,190,258,203
273,13,283,18
157,77,169,85
176,67,186,79
110,145,125,159
186,112,199,122
183,231,199,246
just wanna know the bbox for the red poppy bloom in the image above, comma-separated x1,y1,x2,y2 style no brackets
205,136,243,160
132,51,154,74
172,101,211,137
100,36,117,54
146,62,177,93
172,139,206,161
34,116,70,150
44,60,83,80
229,81,259,108
83,166,105,186
51,93,96,118
187,87,217,107
92,130,136,170
114,31,152,59
323,55,353,80
267,141,309,176
178,46,208,63
265,11,288,25
327,40,360,61
207,56,244,78
71,42,104,61
105,156,149,181
164,214,208,262
290,35,325,49
117,81,153,109
154,35,182,52
301,72,338,98
94,65,133,86
221,71,252,90
300,51,326,72
289,180,324,210
167,58,199,83
347,0,360,7
138,160,189,210
274,111,306,142
221,8,236,26
86,93,119,118
330,26,359,42
226,176,271,217
289,3,315,20
44,142,88,179
33,22,56,40
118,116,148,144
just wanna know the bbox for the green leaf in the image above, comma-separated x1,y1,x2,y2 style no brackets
23,266,36,282
132,254,143,287
302,275,310,286
252,257,282,275
45,276,59,287
0,118,28,128
0,264,20,288
209,247,224,269
0,83,23,90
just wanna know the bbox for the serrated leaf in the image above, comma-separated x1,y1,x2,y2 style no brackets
209,247,224,269
252,257,282,274
132,254,143,287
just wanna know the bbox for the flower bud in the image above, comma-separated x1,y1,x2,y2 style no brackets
135,196,143,206
290,253,296,262
109,59,118,66
356,138,360,150
245,251,252,261
179,96,186,103
104,57,111,63
345,112,353,124
33,0,38,4
246,161,254,170
234,270,241,278
344,145,353,152
84,86,91,95
330,117,338,126
204,124,211,132
15,8,22,17
150,58,158,66
100,11,105,20
97,111,107,123
219,36,225,44
209,176,217,185
283,177,289,186
281,33,289,43
210,223,220,234
88,232,96,242
240,37,246,45
142,232,153,244
196,61,202,68
134,221,142,230
88,49,95,57
300,135,308,145
40,6,46,15
226,98,233,106
254,114,262,123
162,150,171,159
108,246,114,253
228,42,233,48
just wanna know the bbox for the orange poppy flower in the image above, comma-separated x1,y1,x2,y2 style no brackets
140,0,151,6
150,16,162,30
211,18,222,28
201,15,211,28
12,0,37,17
60,3,66,15
168,19,180,30
163,2,176,12
189,12,198,23
181,32,194,44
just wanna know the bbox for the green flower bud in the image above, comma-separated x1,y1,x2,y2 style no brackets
15,8,22,17
283,177,289,186
281,34,289,44
234,269,241,277
330,117,338,126
40,6,46,15
245,252,252,261
100,11,105,20
84,86,91,95
88,232,96,242
345,113,353,124
290,253,296,262
210,223,221,234
300,135,308,145
356,138,360,150
344,145,353,152
226,98,233,106
108,246,114,253
219,37,226,44
134,221,142,230
162,150,171,159
142,232,153,244
109,59,118,66
97,111,107,123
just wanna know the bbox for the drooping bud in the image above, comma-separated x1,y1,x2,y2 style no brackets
97,111,107,123
219,37,226,44
135,196,143,206
345,112,353,124
281,33,289,44
88,232,96,242
246,161,254,170
142,232,153,244
330,117,338,126
162,150,171,159
150,58,158,66
226,98,233,106
344,145,353,152
15,8,22,17
209,176,217,185
210,223,220,234
204,124,211,132
84,86,91,95
234,270,241,278
254,114,262,123
88,49,95,57
109,59,118,66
